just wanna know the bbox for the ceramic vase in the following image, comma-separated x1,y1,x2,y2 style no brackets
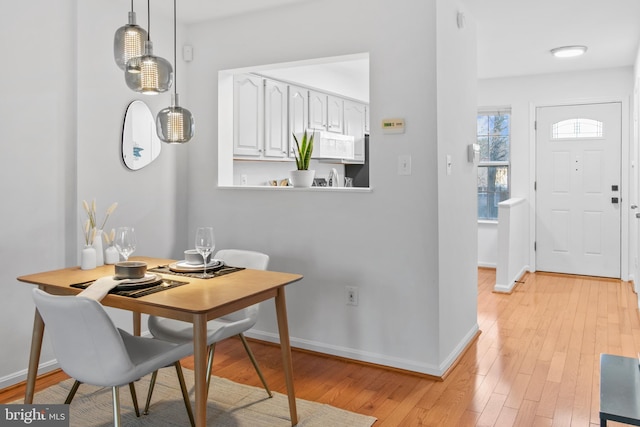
81,246,96,270
289,169,315,188
104,245,119,265
92,229,104,266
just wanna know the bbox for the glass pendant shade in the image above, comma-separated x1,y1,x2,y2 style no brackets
157,94,195,143
113,11,148,70
125,41,173,95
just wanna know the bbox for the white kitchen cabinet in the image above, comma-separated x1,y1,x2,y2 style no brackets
289,85,308,157
233,74,263,157
264,79,288,158
233,74,368,166
308,90,327,131
344,100,366,164
309,91,344,134
327,95,344,133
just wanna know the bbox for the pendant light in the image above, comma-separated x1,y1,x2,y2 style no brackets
156,0,195,143
113,0,148,70
124,0,173,95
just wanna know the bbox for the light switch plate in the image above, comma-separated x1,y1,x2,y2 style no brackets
398,155,411,175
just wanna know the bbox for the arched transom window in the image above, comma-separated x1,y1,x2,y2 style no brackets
552,118,603,139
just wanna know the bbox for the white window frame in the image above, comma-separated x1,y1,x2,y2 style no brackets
477,108,511,221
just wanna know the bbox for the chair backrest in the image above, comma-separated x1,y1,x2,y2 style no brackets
214,249,269,321
215,249,269,271
32,289,135,386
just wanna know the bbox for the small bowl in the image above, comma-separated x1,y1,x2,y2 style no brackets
184,249,211,265
114,261,147,279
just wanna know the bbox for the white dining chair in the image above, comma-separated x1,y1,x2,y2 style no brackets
145,249,272,408
32,288,195,427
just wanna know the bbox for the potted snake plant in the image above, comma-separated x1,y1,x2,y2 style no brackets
289,131,315,187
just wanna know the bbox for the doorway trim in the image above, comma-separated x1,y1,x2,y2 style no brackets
528,95,631,280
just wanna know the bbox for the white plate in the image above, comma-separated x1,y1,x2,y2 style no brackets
176,259,223,269
114,274,163,290
169,259,223,272
115,273,157,284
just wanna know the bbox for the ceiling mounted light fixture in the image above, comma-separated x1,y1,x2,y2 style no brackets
124,0,173,95
156,0,195,143
113,0,148,70
550,45,588,58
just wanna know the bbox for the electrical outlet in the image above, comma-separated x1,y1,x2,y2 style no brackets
346,286,358,306
241,174,248,185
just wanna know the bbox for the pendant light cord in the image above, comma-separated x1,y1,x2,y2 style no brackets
130,0,134,13
147,0,151,41
173,0,177,95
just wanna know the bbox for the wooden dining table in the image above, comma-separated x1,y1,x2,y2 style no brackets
17,256,303,426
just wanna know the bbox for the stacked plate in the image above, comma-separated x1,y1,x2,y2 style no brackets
169,259,224,273
114,273,164,290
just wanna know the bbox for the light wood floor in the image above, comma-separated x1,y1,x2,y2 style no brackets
4,269,638,426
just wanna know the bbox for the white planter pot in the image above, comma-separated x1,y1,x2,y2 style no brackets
289,169,315,188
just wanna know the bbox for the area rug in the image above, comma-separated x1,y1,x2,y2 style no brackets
18,369,377,426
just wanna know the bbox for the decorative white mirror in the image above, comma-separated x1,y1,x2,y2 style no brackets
121,100,162,170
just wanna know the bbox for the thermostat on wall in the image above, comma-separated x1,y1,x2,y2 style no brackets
381,118,405,134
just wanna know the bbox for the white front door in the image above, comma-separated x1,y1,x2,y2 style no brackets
536,102,621,278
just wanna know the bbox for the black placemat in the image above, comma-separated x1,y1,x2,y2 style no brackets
71,277,189,298
148,264,244,279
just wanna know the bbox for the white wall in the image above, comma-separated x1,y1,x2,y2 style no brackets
77,1,189,262
495,198,529,293
0,0,189,388
478,222,498,267
436,0,480,366
75,0,191,335
0,0,479,386
632,48,640,291
0,0,76,385
185,0,478,375
477,67,634,274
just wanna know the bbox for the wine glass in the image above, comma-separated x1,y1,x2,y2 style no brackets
195,227,215,278
114,227,137,261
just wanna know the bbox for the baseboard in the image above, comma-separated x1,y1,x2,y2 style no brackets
478,262,496,269
494,266,529,294
3,327,481,392
0,360,59,390
246,323,480,378
437,324,480,377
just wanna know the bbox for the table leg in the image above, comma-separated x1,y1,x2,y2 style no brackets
25,308,45,403
275,287,298,426
132,311,141,336
193,314,208,427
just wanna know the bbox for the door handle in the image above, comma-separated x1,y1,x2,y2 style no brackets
636,212,640,219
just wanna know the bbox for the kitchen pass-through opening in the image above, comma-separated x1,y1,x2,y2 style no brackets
217,53,370,189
